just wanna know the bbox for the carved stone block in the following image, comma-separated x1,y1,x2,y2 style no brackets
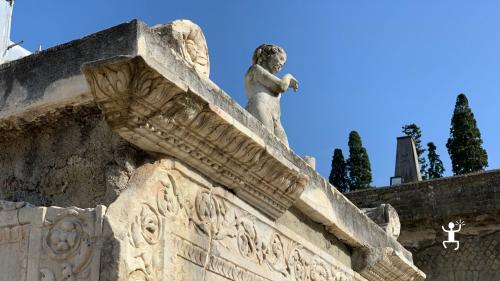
103,158,366,281
0,200,105,281
152,19,210,78
361,204,401,239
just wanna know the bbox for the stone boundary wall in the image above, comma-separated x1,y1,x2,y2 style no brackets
346,169,500,230
346,170,500,281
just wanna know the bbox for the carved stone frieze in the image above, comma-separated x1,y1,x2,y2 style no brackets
83,56,309,220
104,159,365,281
0,201,105,281
41,208,102,281
127,202,163,280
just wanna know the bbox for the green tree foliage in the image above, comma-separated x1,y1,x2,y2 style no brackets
402,123,428,179
329,149,349,192
426,142,445,179
347,131,372,190
446,94,488,175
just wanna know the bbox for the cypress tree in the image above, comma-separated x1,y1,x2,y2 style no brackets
426,142,445,179
402,123,428,179
347,131,372,190
446,94,488,175
329,149,349,193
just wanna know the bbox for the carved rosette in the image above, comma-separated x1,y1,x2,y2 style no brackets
83,55,309,220
41,209,98,281
235,217,264,263
266,233,288,276
127,203,163,280
126,177,179,281
310,261,331,281
288,246,309,281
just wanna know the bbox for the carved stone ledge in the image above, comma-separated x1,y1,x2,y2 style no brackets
361,204,401,239
353,247,426,281
83,56,308,220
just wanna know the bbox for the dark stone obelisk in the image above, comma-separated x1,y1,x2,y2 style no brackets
391,136,421,185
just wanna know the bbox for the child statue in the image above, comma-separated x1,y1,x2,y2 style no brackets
245,44,299,147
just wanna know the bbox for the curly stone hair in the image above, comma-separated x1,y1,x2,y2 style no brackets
252,44,287,65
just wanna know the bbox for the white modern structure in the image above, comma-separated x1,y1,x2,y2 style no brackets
0,0,30,64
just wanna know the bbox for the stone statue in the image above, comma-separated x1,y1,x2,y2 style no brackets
245,44,298,147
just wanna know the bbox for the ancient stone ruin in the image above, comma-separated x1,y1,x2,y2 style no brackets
347,170,500,280
0,19,425,280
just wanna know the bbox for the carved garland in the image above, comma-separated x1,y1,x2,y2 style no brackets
125,171,360,281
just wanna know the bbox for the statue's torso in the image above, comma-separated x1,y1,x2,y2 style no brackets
245,65,281,119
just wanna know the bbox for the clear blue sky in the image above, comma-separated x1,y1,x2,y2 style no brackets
11,1,500,186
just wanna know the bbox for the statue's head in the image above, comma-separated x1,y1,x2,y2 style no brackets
252,44,287,74
448,222,455,229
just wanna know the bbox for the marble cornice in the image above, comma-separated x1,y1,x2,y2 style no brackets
83,55,309,220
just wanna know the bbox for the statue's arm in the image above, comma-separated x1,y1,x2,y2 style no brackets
441,225,447,232
251,65,290,93
457,224,462,232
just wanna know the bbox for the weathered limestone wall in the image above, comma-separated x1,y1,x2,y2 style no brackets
346,170,500,280
0,106,151,207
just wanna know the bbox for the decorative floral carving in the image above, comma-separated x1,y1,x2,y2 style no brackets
129,203,162,250
44,216,87,261
140,205,161,245
47,221,80,255
128,203,163,281
192,190,236,241
266,233,288,276
235,217,264,263
157,175,183,216
154,20,210,78
42,211,96,281
310,261,330,281
120,169,362,281
288,246,309,281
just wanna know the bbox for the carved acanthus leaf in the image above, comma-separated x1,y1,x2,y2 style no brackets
83,56,309,220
